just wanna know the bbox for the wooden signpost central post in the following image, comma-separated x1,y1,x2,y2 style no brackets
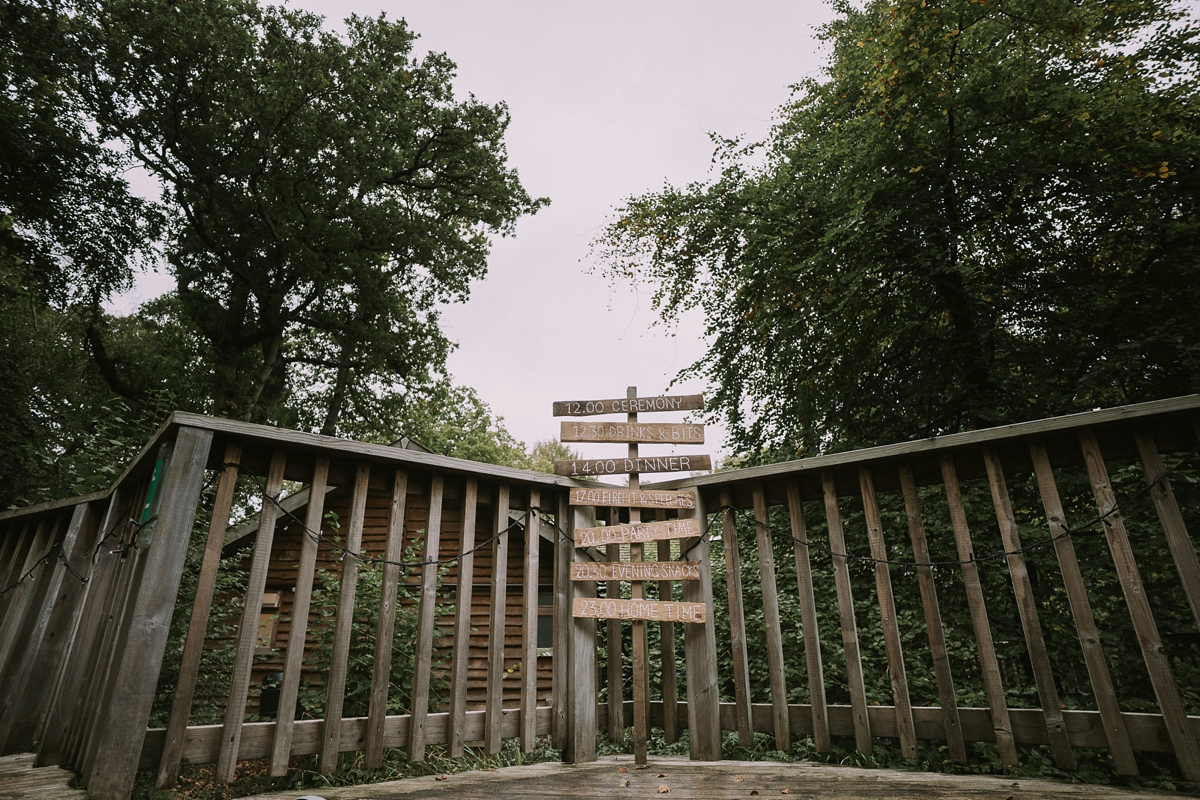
555,387,709,765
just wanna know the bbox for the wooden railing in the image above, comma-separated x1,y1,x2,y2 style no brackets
648,393,1200,780
2,396,1199,798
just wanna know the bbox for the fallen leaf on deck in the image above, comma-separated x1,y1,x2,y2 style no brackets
434,774,448,781
750,791,759,796
619,779,630,787
657,784,670,793
734,775,745,782
781,791,789,795
657,773,666,777
617,767,628,773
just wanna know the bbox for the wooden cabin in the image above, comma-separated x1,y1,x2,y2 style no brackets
220,470,557,719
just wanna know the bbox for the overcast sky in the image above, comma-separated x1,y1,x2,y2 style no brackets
111,1,839,466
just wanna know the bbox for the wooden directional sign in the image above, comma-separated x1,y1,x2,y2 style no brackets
574,517,701,548
568,487,696,509
554,454,711,477
553,394,704,417
573,597,707,622
571,561,701,581
561,421,704,444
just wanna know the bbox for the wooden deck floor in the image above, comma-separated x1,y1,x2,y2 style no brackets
0,753,85,800
242,756,1186,800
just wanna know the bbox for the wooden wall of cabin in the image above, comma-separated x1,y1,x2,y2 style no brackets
216,475,556,722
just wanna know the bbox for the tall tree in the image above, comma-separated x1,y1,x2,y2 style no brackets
596,0,1200,459
80,1,545,428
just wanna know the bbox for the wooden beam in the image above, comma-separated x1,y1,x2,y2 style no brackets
605,537,624,744
656,524,679,744
569,487,696,509
681,492,721,761
573,517,700,549
448,478,479,757
720,488,753,748
786,482,829,753
560,421,704,444
485,484,510,755
752,485,790,751
565,504,598,764
520,489,541,752
555,455,712,477
572,561,701,581
553,394,704,417
408,472,445,762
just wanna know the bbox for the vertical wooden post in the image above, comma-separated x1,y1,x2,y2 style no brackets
605,536,624,743
897,464,966,763
318,462,370,773
1027,441,1135,773
552,491,571,752
0,518,55,677
216,449,287,783
786,482,829,752
939,453,1017,766
85,425,212,800
269,457,330,776
157,443,242,788
1134,428,1200,634
1078,430,1200,781
0,522,30,599
655,518,679,744
822,470,871,754
520,488,541,752
982,446,1075,771
565,503,598,764
408,472,445,762
720,487,753,748
682,489,721,761
449,478,479,757
485,484,510,754
752,485,790,751
626,388,649,765
365,469,409,767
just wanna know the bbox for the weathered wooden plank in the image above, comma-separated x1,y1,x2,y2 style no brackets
1079,429,1200,781
717,489,753,748
560,421,704,444
268,457,329,776
486,484,510,755
751,485,790,751
859,467,917,759
655,526,679,744
0,519,54,677
553,394,704,417
318,462,370,773
982,446,1075,771
572,561,701,581
786,482,829,753
0,521,32,599
566,504,598,764
939,452,1017,766
448,477,479,758
573,597,708,622
822,470,871,754
1134,428,1200,634
408,471,445,762
157,444,242,787
551,491,570,751
216,449,286,783
898,464,966,763
84,426,212,800
364,468,409,768
680,494,720,761
570,487,696,509
1029,441,1137,775
520,489,541,753
555,455,711,477
605,539,624,744
574,517,700,549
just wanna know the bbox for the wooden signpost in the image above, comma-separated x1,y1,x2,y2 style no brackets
555,387,710,766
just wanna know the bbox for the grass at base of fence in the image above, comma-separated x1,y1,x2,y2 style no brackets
126,738,562,800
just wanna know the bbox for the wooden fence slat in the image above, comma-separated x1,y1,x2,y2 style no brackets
680,492,721,761
520,488,541,752
0,521,30,601
365,468,409,768
655,513,679,744
552,491,570,751
606,534,624,744
1028,441,1137,774
566,503,598,764
448,477,479,757
898,464,966,762
859,467,918,759
822,470,871,754
216,448,287,784
85,425,212,800
0,518,54,676
1079,429,1200,781
0,503,101,755
752,485,790,751
34,491,123,768
786,482,829,752
720,488,754,748
269,456,330,776
318,461,371,773
408,471,445,762
1134,428,1200,634
485,484,510,754
982,446,1075,771
939,453,1017,766
157,443,242,788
